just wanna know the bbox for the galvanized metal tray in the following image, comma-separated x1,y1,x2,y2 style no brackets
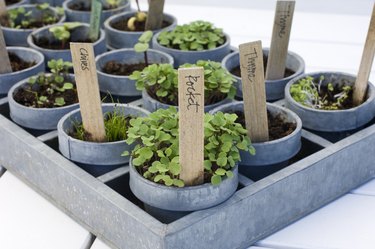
1,96,374,249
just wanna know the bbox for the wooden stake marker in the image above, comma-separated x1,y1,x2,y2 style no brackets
0,0,7,17
0,27,12,74
178,67,204,186
89,0,102,42
353,3,375,106
70,43,106,142
145,0,165,30
265,0,295,80
239,41,269,143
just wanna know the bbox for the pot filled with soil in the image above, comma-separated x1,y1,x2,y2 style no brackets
222,48,305,101
5,0,28,7
126,107,254,222
0,3,65,46
210,101,302,181
8,59,79,130
27,22,106,63
96,48,174,102
131,60,236,112
63,0,130,27
0,46,44,97
104,10,177,49
57,103,150,176
285,72,375,140
152,20,231,67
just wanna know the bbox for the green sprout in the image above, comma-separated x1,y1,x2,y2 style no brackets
49,22,82,49
133,30,153,66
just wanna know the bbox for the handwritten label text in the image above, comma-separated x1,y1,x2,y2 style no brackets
277,4,291,38
244,48,258,82
79,48,89,71
185,75,201,112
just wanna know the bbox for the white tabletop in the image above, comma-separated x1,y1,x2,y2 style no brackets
1,0,375,248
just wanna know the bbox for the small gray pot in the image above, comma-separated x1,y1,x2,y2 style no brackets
152,31,231,67
129,159,238,211
0,46,44,96
210,101,302,180
8,74,79,130
58,104,150,176
222,49,305,101
285,72,375,133
30,0,64,6
2,4,66,46
142,89,232,113
104,11,177,49
6,0,28,7
96,48,174,98
27,23,106,64
63,0,130,27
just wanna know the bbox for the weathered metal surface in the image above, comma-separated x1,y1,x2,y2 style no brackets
0,96,375,249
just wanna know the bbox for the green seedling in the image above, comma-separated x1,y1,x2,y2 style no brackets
130,60,236,105
157,20,225,51
49,22,82,49
123,107,255,187
133,30,153,66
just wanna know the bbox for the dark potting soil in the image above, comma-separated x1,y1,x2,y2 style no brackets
111,17,171,32
230,55,295,79
103,61,148,76
9,52,36,72
33,36,93,50
234,110,296,141
5,0,20,5
317,83,354,109
69,2,112,11
13,79,78,108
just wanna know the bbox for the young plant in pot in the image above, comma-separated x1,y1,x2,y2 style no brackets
285,72,375,141
8,58,79,130
130,60,236,112
27,22,106,63
153,20,231,67
0,46,44,97
0,3,65,46
125,106,254,222
104,0,177,49
63,0,130,27
96,30,174,102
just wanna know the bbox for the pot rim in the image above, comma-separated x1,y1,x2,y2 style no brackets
2,46,44,76
57,103,150,145
95,48,174,79
129,156,238,191
210,101,303,146
222,48,305,84
26,22,105,53
63,0,130,13
2,4,66,32
285,71,375,113
104,11,177,35
8,73,79,111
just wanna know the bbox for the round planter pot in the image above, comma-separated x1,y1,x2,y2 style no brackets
142,89,232,113
152,31,231,67
6,0,28,7
2,4,66,46
96,48,174,98
63,0,130,27
8,74,79,130
222,49,305,101
58,103,150,176
31,0,64,6
129,158,238,212
27,23,106,64
210,101,302,180
104,11,177,49
285,72,375,134
0,46,44,96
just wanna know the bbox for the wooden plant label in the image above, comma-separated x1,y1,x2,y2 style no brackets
70,43,106,142
0,27,12,74
178,67,204,186
0,0,7,17
145,0,165,30
89,0,102,42
239,41,269,142
265,0,295,80
353,3,375,105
